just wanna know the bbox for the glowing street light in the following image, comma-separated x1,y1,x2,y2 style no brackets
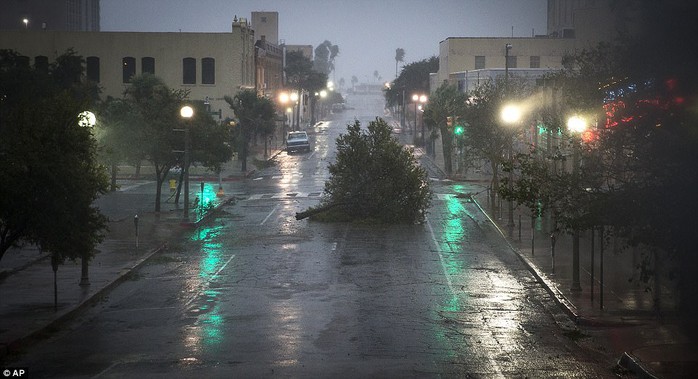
566,114,588,292
500,103,523,228
180,105,194,220
567,115,588,134
23,18,29,29
412,94,428,146
78,110,96,286
500,104,522,124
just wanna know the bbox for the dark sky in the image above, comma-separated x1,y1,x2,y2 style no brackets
101,0,547,86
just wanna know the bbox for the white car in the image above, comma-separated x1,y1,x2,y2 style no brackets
286,131,311,153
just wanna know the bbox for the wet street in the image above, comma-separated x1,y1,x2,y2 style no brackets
8,93,612,377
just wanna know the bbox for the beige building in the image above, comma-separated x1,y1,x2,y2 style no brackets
435,0,628,91
0,18,255,120
251,12,279,45
436,37,576,87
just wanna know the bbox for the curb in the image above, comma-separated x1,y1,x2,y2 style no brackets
0,194,236,360
470,197,582,325
618,352,659,379
0,242,167,360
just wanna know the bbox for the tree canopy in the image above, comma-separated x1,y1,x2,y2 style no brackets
384,56,438,109
313,40,339,76
499,1,698,314
225,89,276,172
0,49,108,265
300,118,431,224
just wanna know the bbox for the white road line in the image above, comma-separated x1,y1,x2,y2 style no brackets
260,204,280,225
426,218,456,297
183,253,236,309
118,181,154,191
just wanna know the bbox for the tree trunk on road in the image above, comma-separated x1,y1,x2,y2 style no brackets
295,202,346,220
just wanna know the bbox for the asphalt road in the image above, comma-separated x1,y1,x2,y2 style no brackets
7,93,614,378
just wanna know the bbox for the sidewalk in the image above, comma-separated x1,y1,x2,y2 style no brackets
0,147,281,361
420,142,698,378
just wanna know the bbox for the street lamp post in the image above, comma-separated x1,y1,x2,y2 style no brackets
501,104,521,228
290,91,299,131
412,94,428,147
505,43,512,88
278,92,289,143
180,105,194,221
567,115,587,292
78,111,96,286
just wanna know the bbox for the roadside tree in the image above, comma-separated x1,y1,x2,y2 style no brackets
225,89,276,172
0,49,108,268
121,74,186,212
422,83,467,176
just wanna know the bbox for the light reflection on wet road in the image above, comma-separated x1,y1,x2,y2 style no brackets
7,93,613,378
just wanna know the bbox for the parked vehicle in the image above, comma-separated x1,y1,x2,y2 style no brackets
286,131,311,153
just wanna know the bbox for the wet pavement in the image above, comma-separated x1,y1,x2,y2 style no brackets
417,127,698,378
1,94,697,377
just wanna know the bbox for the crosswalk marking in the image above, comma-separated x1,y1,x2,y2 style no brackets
244,193,461,201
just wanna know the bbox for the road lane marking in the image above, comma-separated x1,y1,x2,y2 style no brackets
182,253,236,310
427,218,456,297
261,204,280,225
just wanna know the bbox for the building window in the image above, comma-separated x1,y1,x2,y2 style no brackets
122,57,136,83
183,57,196,84
202,57,215,84
475,56,485,69
142,57,155,75
34,56,49,72
530,56,540,68
506,55,517,68
86,56,100,82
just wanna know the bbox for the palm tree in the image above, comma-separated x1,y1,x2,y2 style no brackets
395,48,405,78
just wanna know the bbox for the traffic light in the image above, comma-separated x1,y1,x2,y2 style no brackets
454,124,464,136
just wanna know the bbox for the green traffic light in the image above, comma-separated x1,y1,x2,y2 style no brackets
454,125,464,135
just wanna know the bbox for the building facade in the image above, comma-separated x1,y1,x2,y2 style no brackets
434,0,633,92
251,12,279,45
547,0,630,47
0,0,100,31
435,37,576,88
0,19,255,120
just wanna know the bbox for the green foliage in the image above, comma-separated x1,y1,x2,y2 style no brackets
313,40,339,75
384,56,438,108
395,48,405,77
285,51,313,88
500,1,698,314
120,74,186,211
423,83,469,175
225,89,276,172
318,118,432,224
0,49,108,264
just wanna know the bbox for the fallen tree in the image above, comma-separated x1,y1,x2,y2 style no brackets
295,202,347,220
297,118,431,223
